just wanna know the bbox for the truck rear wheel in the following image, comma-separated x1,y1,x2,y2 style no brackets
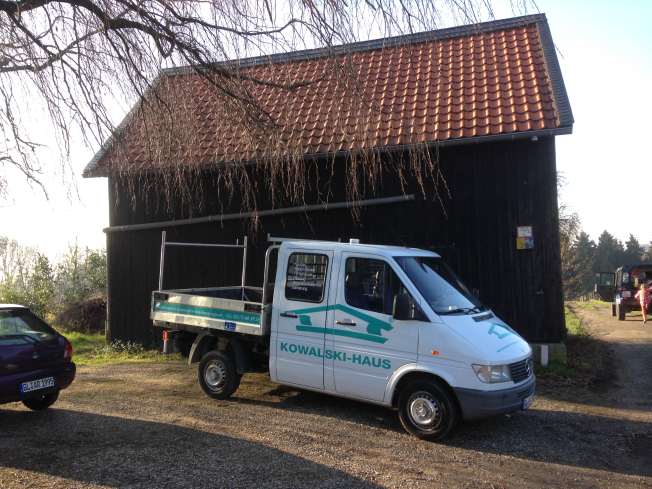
397,380,458,441
617,304,626,321
198,351,241,400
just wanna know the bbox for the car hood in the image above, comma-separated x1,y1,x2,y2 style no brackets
440,312,531,363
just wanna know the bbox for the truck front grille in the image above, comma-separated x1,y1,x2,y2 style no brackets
509,357,533,383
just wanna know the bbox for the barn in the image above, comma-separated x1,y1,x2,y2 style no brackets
83,14,573,349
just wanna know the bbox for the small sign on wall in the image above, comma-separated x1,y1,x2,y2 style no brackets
516,226,534,250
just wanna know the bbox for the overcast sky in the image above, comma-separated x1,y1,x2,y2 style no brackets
1,0,650,259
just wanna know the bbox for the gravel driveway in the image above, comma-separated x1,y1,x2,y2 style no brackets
1,303,650,488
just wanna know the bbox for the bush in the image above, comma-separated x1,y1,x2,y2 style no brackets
55,294,106,333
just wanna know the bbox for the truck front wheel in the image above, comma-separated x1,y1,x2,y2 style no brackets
198,351,241,400
397,380,458,441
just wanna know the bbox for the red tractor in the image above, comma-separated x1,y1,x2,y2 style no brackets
596,264,652,320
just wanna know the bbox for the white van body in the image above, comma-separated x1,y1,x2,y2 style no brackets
152,237,535,439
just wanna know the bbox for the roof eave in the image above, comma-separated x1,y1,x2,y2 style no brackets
83,126,572,179
535,15,574,127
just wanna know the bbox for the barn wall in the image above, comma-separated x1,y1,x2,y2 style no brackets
105,137,564,346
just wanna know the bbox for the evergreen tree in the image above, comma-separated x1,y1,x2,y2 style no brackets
624,234,645,264
563,231,596,298
26,254,55,318
594,231,625,273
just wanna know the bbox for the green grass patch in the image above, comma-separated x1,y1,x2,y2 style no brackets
565,305,588,336
537,302,613,388
63,331,180,366
571,299,608,311
536,304,587,380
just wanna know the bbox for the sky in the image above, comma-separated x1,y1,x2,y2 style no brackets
0,0,651,259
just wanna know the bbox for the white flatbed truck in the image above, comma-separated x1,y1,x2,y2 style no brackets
152,234,535,440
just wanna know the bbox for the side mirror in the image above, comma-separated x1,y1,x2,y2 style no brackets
393,293,413,320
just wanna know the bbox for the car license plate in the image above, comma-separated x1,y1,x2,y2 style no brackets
521,394,534,410
20,377,55,394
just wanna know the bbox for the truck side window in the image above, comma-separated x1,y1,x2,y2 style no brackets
345,258,401,315
285,253,328,303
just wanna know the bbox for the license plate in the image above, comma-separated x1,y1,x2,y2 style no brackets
521,394,535,410
20,377,55,394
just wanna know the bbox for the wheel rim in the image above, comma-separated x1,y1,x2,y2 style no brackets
204,360,227,391
408,391,443,430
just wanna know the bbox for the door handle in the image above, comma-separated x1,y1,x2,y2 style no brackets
336,320,357,327
280,312,298,318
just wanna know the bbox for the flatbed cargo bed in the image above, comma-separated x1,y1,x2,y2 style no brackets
151,286,271,336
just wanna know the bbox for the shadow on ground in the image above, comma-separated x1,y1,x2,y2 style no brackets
0,408,379,488
236,386,652,478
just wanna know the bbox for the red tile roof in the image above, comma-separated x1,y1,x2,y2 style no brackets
85,14,572,177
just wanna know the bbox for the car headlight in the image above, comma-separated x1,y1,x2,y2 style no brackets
472,364,512,383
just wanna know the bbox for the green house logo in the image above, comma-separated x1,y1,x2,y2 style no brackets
286,304,393,344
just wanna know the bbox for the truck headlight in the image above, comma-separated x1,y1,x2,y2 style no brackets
472,364,512,383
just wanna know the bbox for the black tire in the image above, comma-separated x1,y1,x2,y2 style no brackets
617,303,626,321
198,351,241,400
22,391,59,411
397,380,458,441
611,303,616,317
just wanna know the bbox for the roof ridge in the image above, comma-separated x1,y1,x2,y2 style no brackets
163,13,547,76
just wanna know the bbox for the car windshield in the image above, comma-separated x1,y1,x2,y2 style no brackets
0,309,57,343
394,256,486,315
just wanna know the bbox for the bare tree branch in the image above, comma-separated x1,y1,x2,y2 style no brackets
0,0,533,209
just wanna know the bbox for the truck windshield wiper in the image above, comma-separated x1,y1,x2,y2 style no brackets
438,306,482,315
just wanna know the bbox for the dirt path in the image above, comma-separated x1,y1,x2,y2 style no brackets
567,301,652,414
1,304,650,488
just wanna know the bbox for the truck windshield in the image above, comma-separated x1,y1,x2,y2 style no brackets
394,256,486,315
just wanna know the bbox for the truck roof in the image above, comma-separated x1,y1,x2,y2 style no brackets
279,239,440,258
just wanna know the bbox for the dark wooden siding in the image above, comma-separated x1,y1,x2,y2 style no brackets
106,137,565,346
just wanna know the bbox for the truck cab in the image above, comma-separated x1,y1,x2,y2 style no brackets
152,237,534,440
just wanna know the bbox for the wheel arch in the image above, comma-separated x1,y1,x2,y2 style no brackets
188,333,253,374
388,367,460,412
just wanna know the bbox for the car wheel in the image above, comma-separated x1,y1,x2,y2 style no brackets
198,351,241,399
398,380,458,441
22,391,59,411
617,304,626,321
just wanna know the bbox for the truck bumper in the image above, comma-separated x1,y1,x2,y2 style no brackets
453,375,535,421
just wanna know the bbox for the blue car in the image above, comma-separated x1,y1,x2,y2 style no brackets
0,305,76,410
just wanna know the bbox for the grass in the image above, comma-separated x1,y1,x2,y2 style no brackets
63,331,181,366
537,301,612,387
564,304,588,336
535,304,587,379
570,299,607,311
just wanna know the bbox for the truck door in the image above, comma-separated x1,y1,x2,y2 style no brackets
327,254,420,402
274,249,334,390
